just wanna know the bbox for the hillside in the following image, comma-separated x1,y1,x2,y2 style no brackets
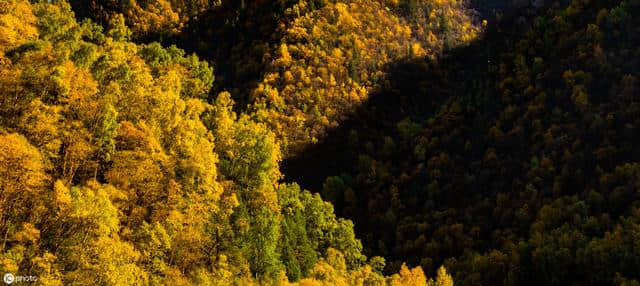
286,0,640,285
0,1,453,284
1,0,640,285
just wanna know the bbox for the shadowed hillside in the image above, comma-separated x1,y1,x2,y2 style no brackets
282,13,505,274
284,1,640,285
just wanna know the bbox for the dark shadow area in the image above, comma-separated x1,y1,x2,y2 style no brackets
280,1,568,280
282,2,522,192
161,1,289,106
283,1,640,284
282,0,555,191
282,9,509,265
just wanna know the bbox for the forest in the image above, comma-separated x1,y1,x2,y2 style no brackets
0,0,639,285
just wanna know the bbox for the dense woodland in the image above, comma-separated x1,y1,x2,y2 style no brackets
1,0,639,285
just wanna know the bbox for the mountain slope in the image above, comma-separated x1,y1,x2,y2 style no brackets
0,1,454,284
286,0,640,284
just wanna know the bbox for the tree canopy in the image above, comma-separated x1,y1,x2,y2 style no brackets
4,0,640,285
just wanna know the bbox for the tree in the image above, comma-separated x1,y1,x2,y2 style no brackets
0,0,38,54
0,133,46,251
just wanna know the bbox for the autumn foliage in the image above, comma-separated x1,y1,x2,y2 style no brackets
4,0,639,285
0,0,453,284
